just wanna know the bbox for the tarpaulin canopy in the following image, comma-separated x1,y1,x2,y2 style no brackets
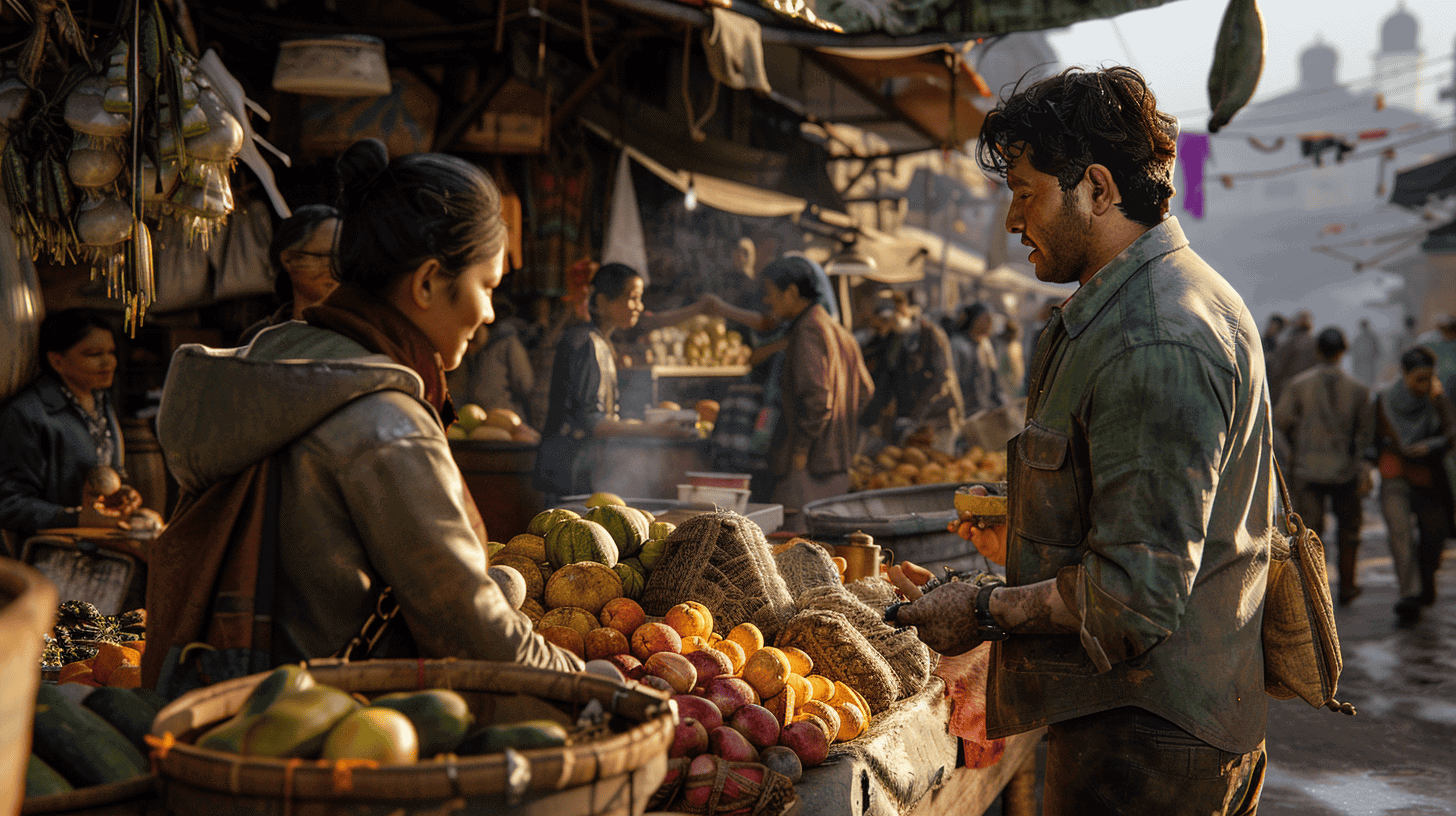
581,118,810,218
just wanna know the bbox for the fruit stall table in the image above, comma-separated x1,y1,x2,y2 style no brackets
793,674,1040,816
618,365,751,419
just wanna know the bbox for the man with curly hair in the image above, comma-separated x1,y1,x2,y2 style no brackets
898,67,1273,814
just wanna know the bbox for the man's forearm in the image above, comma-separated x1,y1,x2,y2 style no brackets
989,579,1079,634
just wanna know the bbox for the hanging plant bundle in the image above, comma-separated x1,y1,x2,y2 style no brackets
3,116,82,264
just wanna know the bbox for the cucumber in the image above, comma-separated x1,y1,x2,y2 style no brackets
25,754,74,797
83,687,162,754
33,684,149,787
456,720,567,756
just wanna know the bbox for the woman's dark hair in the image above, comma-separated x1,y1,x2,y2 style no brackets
38,309,113,376
270,203,340,303
1401,346,1437,373
977,66,1178,226
589,263,642,320
762,256,819,303
334,139,507,294
957,302,990,334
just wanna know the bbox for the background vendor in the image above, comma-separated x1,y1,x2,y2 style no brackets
237,204,341,345
0,309,138,551
534,262,695,500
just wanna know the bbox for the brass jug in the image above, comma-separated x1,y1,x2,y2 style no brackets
835,530,889,584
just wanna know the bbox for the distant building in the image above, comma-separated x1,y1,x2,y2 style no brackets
1373,4,1422,113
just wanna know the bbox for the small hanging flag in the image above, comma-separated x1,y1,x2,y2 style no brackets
1177,133,1212,219
1357,129,1388,141
1374,94,1386,111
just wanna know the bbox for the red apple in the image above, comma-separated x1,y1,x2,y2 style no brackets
729,704,782,749
709,725,760,762
672,694,725,732
670,717,710,758
778,720,829,767
684,648,734,687
702,676,757,719
605,653,645,680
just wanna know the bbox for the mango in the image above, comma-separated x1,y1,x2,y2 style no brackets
240,665,316,719
321,708,419,763
371,689,474,758
196,713,260,753
457,720,568,756
241,687,359,758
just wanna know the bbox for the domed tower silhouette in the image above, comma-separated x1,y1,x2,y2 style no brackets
1300,40,1338,90
1374,3,1422,111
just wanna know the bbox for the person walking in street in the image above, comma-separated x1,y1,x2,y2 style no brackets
1268,310,1319,406
895,66,1271,815
859,291,962,454
764,257,873,522
950,301,1007,416
1387,314,1417,384
1375,346,1455,624
1273,327,1374,605
1416,314,1456,401
1262,313,1286,355
1351,318,1380,387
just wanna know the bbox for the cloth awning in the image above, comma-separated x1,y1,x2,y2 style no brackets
1390,151,1456,210
581,118,809,218
898,225,986,277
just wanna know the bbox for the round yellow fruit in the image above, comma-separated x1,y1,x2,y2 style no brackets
537,606,599,637
469,426,512,441
726,622,764,656
321,707,419,763
585,492,626,507
711,639,747,674
501,534,547,562
741,647,791,700
543,562,623,616
664,602,713,640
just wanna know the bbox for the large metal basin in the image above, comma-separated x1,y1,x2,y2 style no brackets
802,482,1004,576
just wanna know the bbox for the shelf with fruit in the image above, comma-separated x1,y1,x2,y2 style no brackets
641,316,752,369
445,403,540,444
850,444,1007,492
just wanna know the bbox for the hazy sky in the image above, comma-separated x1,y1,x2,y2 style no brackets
1047,0,1456,129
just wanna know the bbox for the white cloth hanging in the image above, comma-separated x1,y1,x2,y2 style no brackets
601,150,649,281
702,8,772,94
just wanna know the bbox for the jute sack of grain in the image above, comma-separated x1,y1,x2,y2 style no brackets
773,540,841,598
845,576,899,609
796,585,933,699
777,609,900,713
641,511,796,640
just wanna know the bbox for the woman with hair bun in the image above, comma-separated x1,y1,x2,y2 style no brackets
534,262,696,498
155,139,579,675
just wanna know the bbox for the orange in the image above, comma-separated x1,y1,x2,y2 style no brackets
90,642,140,686
780,647,813,677
741,647,791,700
664,602,713,640
107,664,142,689
680,635,710,654
712,639,747,674
58,662,95,685
726,623,763,656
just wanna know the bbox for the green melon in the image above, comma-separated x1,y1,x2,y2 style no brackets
637,538,667,571
528,508,580,537
648,521,675,540
614,562,646,600
545,518,619,569
585,505,649,559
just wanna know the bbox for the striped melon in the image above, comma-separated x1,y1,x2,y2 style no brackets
585,505,649,558
527,508,580,537
545,518,619,569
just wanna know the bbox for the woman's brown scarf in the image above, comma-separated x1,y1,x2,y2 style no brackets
303,285,457,428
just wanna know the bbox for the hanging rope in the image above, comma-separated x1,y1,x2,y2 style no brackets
680,28,718,143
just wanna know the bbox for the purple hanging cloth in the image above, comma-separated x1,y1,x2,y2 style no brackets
1177,133,1212,219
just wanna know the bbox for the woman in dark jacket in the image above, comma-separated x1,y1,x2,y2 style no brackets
0,309,136,544
1376,345,1456,623
534,263,691,499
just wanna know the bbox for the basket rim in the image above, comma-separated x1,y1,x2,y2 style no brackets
150,659,677,799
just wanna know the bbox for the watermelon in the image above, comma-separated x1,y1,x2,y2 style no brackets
637,538,667,571
545,518,619,569
586,505,649,559
528,508,580,537
614,562,646,600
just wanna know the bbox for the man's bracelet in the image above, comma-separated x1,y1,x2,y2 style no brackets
974,581,1010,642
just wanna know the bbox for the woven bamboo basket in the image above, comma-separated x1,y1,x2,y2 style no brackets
149,659,676,816
1,558,59,816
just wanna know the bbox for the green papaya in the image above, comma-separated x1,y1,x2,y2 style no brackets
371,689,475,757
240,687,360,758
239,665,315,719
456,719,567,756
195,713,259,753
637,538,667,571
25,754,73,797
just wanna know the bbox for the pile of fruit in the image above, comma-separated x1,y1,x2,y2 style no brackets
41,600,147,689
485,495,669,624
644,316,751,368
26,684,162,797
849,444,1007,492
446,404,540,444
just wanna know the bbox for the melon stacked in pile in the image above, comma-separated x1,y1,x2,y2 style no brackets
485,500,671,627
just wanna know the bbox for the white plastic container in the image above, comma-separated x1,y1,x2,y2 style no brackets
677,484,751,513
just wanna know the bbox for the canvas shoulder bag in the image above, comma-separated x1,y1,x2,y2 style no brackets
1263,457,1355,715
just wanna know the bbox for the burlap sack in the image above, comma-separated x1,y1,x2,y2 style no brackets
846,576,899,609
772,540,841,598
778,609,900,713
796,585,933,699
642,511,796,640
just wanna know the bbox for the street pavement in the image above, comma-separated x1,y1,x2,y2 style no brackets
1260,498,1456,816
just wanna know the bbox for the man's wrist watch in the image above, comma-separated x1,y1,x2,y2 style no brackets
974,582,1010,642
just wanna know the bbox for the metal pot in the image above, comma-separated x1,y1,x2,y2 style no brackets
835,530,893,584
